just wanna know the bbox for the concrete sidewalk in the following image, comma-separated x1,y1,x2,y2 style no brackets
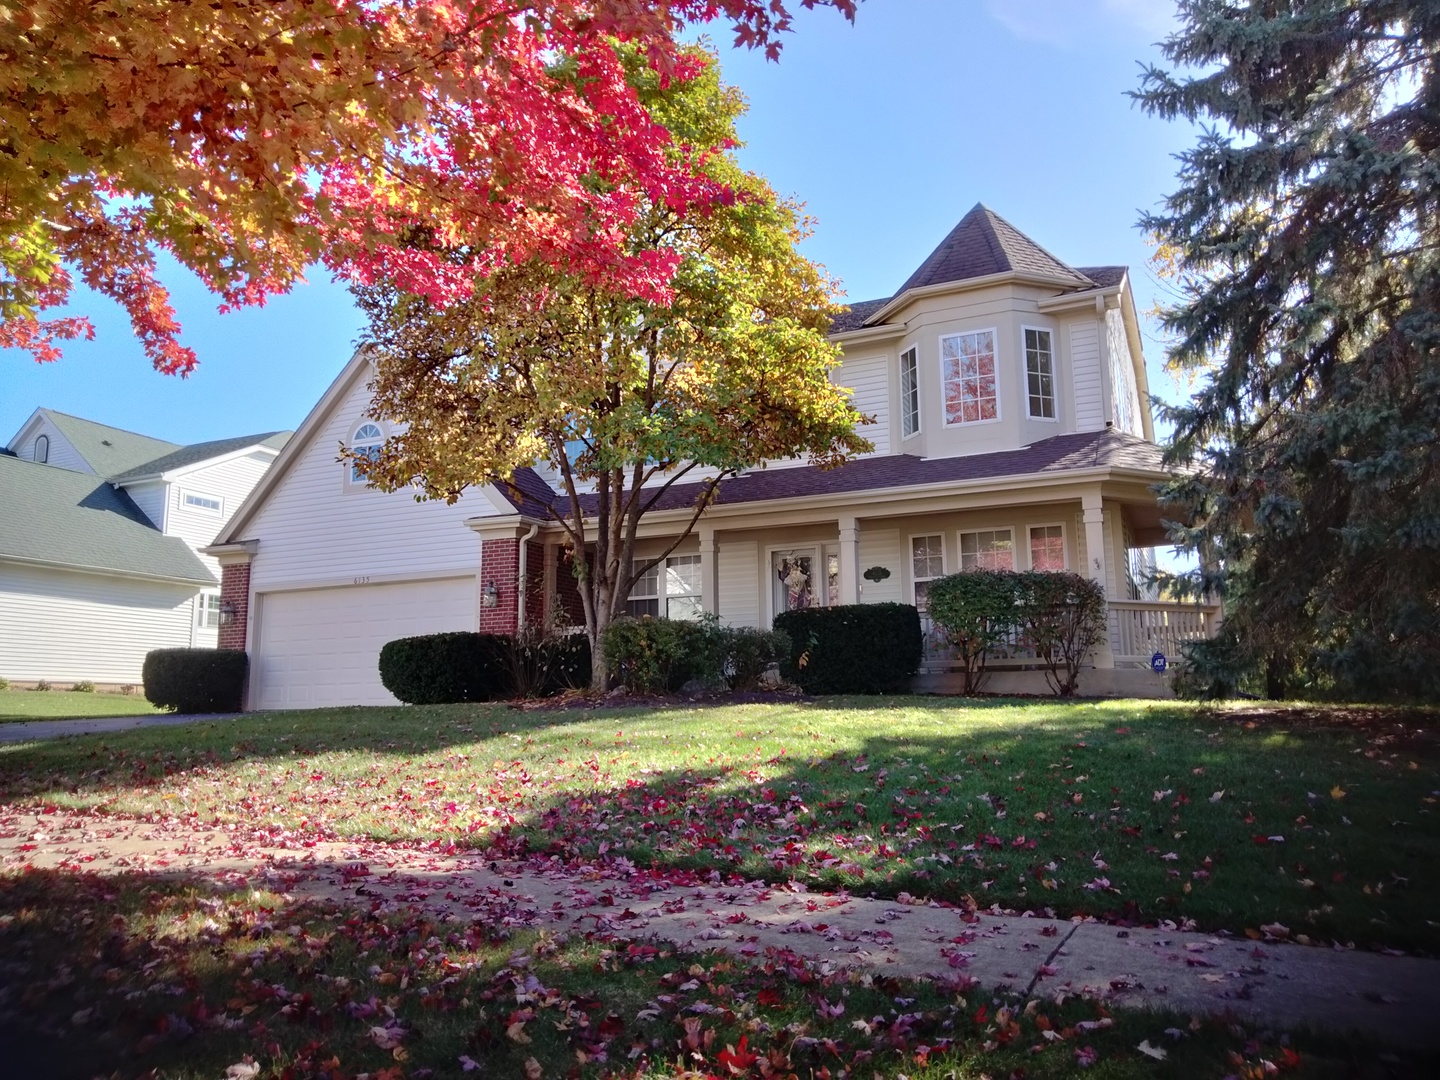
0,712,236,744
2,811,1436,1050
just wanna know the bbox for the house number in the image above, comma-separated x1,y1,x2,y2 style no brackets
353,576,371,585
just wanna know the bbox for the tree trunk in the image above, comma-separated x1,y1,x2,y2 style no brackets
589,604,611,692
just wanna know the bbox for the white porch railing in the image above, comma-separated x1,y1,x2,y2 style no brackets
920,600,1221,672
1110,600,1221,667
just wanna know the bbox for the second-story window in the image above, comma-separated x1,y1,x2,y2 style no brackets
1024,327,1056,419
941,330,998,425
899,346,919,438
349,423,383,483
183,491,223,513
34,435,49,463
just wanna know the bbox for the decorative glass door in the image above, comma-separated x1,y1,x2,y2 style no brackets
772,549,818,615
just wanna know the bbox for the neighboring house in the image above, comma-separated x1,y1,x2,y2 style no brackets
1,410,290,685
210,204,1219,709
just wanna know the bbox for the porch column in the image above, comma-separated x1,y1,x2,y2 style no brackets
837,515,859,606
1081,491,1116,669
698,525,717,616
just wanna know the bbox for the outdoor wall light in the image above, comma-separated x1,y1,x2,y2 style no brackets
219,600,237,627
481,581,500,609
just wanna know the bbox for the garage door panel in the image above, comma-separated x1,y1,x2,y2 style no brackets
254,578,476,709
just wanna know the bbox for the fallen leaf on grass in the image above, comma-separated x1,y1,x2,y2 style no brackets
1137,1039,1168,1060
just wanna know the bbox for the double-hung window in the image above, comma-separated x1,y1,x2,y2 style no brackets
910,534,944,614
941,330,998,425
959,528,1015,571
195,592,222,630
1024,327,1056,419
1028,525,1066,571
899,346,920,438
627,555,702,620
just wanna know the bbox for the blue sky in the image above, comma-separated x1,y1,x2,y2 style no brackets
0,0,1192,447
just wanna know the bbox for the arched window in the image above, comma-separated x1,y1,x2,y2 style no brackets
34,435,48,463
349,423,384,483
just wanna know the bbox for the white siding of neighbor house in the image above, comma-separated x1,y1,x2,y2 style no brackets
857,527,902,605
124,480,167,530
837,355,891,457
717,540,760,628
244,377,481,592
1104,308,1143,437
163,451,276,576
11,415,91,473
0,563,196,683
1069,320,1104,431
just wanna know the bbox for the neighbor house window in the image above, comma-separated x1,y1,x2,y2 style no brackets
1029,525,1066,571
626,555,702,620
1024,327,1056,419
959,528,1014,571
941,330,998,425
910,534,944,613
349,422,383,483
196,592,222,630
899,346,920,438
33,435,48,463
183,491,223,513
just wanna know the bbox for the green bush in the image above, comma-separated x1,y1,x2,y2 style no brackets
498,627,592,698
926,571,1026,695
774,603,922,694
1015,571,1106,696
0,677,8,691
32,679,51,692
69,681,96,693
142,649,247,713
602,617,723,693
717,626,791,691
378,633,508,704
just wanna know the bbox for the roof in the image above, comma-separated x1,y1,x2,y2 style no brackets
1074,265,1128,288
0,456,217,585
493,429,1168,519
830,297,893,334
894,204,1096,296
108,431,292,483
39,409,181,478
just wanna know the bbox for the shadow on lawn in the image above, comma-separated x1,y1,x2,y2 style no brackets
2,698,1439,951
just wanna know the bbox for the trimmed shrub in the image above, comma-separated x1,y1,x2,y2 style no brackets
378,632,507,705
602,616,723,694
774,603,922,694
142,649,248,713
926,571,1026,695
1016,571,1106,697
718,627,791,691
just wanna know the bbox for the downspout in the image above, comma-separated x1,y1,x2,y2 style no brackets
516,522,541,630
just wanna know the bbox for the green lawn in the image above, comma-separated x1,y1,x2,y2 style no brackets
2,868,1369,1080
2,697,1437,952
0,686,160,722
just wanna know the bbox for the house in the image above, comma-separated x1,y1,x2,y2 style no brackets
208,204,1219,709
0,410,290,686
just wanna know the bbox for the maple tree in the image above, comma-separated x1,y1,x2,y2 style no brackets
0,0,856,373
351,46,870,688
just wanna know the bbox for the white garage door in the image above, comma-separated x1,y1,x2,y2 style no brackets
253,577,477,709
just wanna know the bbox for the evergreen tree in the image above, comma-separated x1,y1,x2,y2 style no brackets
1138,0,1440,700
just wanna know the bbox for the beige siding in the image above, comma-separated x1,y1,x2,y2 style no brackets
1069,321,1104,431
836,354,891,456
245,377,482,591
0,563,196,683
857,528,902,604
716,540,760,628
1104,308,1143,436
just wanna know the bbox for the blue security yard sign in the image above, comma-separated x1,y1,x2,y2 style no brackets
1151,652,1168,674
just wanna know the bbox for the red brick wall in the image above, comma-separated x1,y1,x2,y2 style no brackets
479,538,521,634
555,547,587,626
525,541,546,628
218,563,251,651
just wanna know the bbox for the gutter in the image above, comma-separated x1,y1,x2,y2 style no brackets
516,522,540,630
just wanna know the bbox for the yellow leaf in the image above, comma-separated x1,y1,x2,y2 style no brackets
1330,785,1346,800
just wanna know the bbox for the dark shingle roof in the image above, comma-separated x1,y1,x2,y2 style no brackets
40,409,181,478
491,430,1167,519
1074,265,1127,288
109,431,292,483
894,204,1095,295
830,297,893,334
0,456,216,584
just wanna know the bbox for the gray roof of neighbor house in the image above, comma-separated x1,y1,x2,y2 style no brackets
0,455,216,585
109,431,292,483
39,409,182,478
493,429,1168,520
895,203,1096,295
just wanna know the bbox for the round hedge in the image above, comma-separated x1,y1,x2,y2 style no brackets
142,648,248,713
